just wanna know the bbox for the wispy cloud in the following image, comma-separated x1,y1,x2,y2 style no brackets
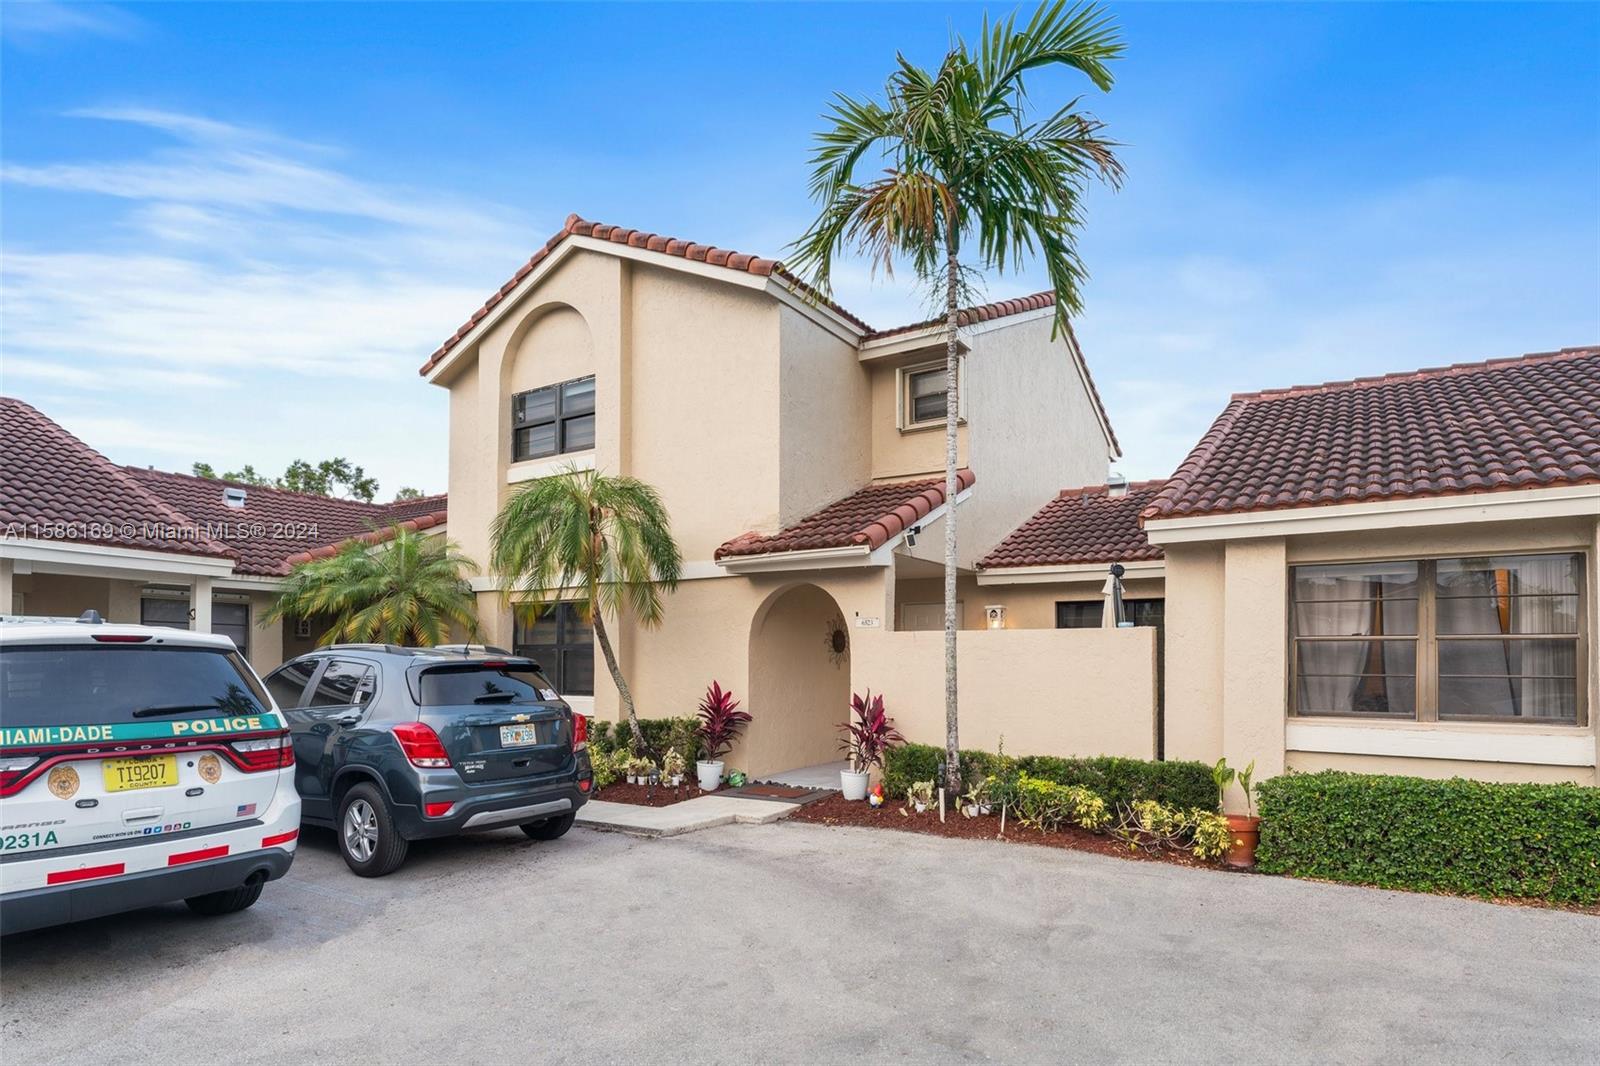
0,107,537,492
0,2,142,46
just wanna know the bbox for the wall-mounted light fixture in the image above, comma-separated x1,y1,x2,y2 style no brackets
984,604,1007,630
905,523,922,548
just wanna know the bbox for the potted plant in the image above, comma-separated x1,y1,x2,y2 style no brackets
837,690,904,801
695,681,751,792
906,779,935,814
1213,757,1261,868
662,747,686,787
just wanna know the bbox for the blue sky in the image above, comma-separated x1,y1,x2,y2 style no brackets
3,1,1596,497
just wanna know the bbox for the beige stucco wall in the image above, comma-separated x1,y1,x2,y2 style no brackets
868,351,970,481
778,306,871,527
1159,515,1600,806
851,626,1157,760
964,317,1113,565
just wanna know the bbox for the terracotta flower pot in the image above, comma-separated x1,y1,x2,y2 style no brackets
1225,814,1261,868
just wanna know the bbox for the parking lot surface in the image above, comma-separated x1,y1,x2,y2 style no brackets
4,821,1596,1064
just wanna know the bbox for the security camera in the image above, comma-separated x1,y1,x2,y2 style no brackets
906,523,922,548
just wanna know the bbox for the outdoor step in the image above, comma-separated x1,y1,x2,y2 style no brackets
574,795,799,837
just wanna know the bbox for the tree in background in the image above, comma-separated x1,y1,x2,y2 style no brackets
264,526,480,646
392,487,425,501
490,467,682,752
790,0,1124,796
191,457,380,502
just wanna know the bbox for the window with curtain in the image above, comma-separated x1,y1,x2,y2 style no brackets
1290,552,1583,724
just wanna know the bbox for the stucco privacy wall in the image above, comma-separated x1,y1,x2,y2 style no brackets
851,627,1157,760
1161,515,1600,803
896,574,1166,630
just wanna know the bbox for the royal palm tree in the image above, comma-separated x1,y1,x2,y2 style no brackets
265,526,481,646
790,0,1124,796
490,467,682,752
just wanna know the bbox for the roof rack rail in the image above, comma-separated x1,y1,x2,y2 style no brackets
431,644,513,656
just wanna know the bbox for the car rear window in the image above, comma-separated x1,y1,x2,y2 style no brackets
0,645,270,728
417,665,559,706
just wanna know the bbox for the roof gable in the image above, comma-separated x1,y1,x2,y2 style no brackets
1144,347,1600,521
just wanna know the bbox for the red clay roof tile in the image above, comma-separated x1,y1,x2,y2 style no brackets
0,396,236,561
1143,347,1600,521
281,508,449,567
979,481,1166,569
715,470,975,559
125,467,448,577
418,215,1086,376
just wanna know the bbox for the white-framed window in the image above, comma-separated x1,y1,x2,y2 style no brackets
1288,551,1587,726
897,359,965,431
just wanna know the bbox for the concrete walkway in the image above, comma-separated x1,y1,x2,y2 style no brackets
574,794,797,836
762,759,848,789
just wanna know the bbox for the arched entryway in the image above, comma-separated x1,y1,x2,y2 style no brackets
741,583,852,780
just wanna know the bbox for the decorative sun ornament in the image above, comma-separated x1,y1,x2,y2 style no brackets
824,616,849,667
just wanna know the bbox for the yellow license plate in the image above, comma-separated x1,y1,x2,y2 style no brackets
102,755,179,792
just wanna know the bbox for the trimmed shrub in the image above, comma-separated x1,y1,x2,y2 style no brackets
1256,771,1600,904
883,743,1213,811
584,716,700,761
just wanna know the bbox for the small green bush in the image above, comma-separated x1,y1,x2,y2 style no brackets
1256,771,1600,904
584,716,700,760
883,743,1213,811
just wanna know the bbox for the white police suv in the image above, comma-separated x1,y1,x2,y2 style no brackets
0,613,301,934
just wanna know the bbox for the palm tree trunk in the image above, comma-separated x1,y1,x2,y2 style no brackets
942,220,962,799
592,607,645,753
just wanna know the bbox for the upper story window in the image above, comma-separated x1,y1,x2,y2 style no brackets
898,360,964,431
512,375,596,461
1289,552,1585,725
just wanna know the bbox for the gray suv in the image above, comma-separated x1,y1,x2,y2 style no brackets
263,646,592,876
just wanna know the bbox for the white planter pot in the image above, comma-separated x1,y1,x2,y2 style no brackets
840,769,871,801
697,760,724,792
913,802,928,813
670,774,683,787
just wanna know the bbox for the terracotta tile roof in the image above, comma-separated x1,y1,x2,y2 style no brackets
715,470,975,560
418,215,1094,377
979,481,1167,570
1144,347,1600,521
862,290,1058,340
381,492,449,523
0,396,235,561
419,213,872,374
282,508,449,567
125,467,448,577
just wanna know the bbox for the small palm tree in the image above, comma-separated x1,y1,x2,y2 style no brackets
789,1,1124,798
265,526,481,646
490,467,682,752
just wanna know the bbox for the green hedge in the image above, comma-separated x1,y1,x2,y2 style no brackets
586,716,699,761
1256,771,1600,904
883,743,1215,813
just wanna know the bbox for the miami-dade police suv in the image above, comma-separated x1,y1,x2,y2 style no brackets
0,614,301,934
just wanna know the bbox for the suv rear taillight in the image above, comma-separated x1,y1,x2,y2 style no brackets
0,756,41,794
572,712,587,752
229,733,294,771
393,722,451,768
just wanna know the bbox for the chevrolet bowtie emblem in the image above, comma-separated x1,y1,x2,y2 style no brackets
512,713,530,723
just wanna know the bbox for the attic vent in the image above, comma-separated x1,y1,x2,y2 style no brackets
223,487,248,509
1106,472,1128,498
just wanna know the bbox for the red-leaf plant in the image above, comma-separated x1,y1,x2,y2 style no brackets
696,681,752,763
839,690,904,773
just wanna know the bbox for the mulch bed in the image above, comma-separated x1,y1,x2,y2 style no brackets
787,793,1226,872
789,795,1600,914
591,781,701,808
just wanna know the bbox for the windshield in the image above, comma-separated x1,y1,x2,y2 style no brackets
0,644,270,729
417,665,559,706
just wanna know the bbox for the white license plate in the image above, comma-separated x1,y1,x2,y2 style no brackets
499,724,539,746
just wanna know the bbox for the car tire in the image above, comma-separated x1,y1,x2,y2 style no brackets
338,782,409,877
519,812,577,841
184,878,264,916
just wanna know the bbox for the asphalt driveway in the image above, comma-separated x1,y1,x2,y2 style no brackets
3,821,1595,1064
